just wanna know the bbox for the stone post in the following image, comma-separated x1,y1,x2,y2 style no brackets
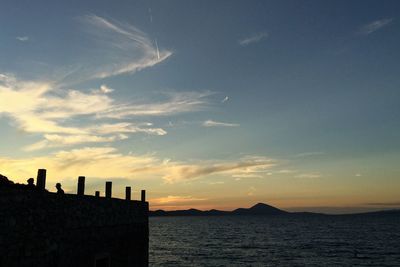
77,176,85,195
105,182,112,198
36,169,46,190
125,186,131,200
141,190,146,202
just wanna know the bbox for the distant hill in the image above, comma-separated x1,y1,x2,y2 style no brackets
232,203,287,215
150,202,288,217
149,203,400,217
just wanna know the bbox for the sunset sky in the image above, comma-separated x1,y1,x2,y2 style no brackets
1,0,399,213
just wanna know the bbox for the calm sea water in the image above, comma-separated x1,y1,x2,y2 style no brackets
149,215,400,266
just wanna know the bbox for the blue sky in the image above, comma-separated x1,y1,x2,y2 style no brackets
0,0,399,212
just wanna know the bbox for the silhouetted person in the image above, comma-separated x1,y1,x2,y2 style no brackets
0,174,13,186
55,183,64,195
26,178,35,189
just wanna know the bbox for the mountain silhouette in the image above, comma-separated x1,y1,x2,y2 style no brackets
232,203,287,215
149,202,400,217
150,202,287,216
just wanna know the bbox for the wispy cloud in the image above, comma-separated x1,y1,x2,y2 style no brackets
358,18,393,35
162,156,275,183
103,91,213,118
88,122,167,136
151,195,206,204
0,147,275,185
239,32,268,46
0,15,206,151
0,147,156,180
73,14,172,81
276,169,297,174
230,156,275,179
206,181,225,185
16,36,29,42
23,134,129,151
91,84,114,94
203,120,240,127
0,74,210,150
295,173,322,179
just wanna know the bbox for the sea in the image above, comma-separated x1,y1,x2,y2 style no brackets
149,215,400,266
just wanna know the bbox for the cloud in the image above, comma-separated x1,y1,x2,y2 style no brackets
358,18,393,35
74,14,172,81
0,16,210,151
0,147,275,186
294,173,322,179
0,147,157,181
151,195,206,205
232,173,262,178
150,195,208,210
23,134,129,151
163,156,275,183
16,36,29,42
228,156,276,179
271,170,321,179
239,32,268,46
103,91,213,118
91,84,114,94
0,74,210,150
202,120,240,127
88,122,167,136
276,169,296,174
206,181,225,185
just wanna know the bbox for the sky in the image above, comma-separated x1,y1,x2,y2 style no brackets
0,0,399,213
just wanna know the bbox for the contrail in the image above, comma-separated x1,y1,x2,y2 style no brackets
155,38,160,60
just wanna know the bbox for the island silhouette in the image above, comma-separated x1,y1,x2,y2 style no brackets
150,202,400,217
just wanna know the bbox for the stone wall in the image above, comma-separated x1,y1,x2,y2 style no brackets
0,186,148,267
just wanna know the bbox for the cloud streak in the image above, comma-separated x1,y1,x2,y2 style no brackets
162,156,275,183
359,18,393,35
203,120,239,127
239,32,268,46
23,134,129,151
294,173,322,179
151,195,206,205
0,147,275,185
75,14,172,80
16,36,29,42
0,75,210,150
0,15,213,151
103,91,213,118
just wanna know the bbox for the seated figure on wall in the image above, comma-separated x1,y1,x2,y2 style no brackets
0,174,13,186
55,183,65,195
26,178,35,189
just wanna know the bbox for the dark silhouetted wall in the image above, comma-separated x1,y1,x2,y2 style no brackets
0,187,148,267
